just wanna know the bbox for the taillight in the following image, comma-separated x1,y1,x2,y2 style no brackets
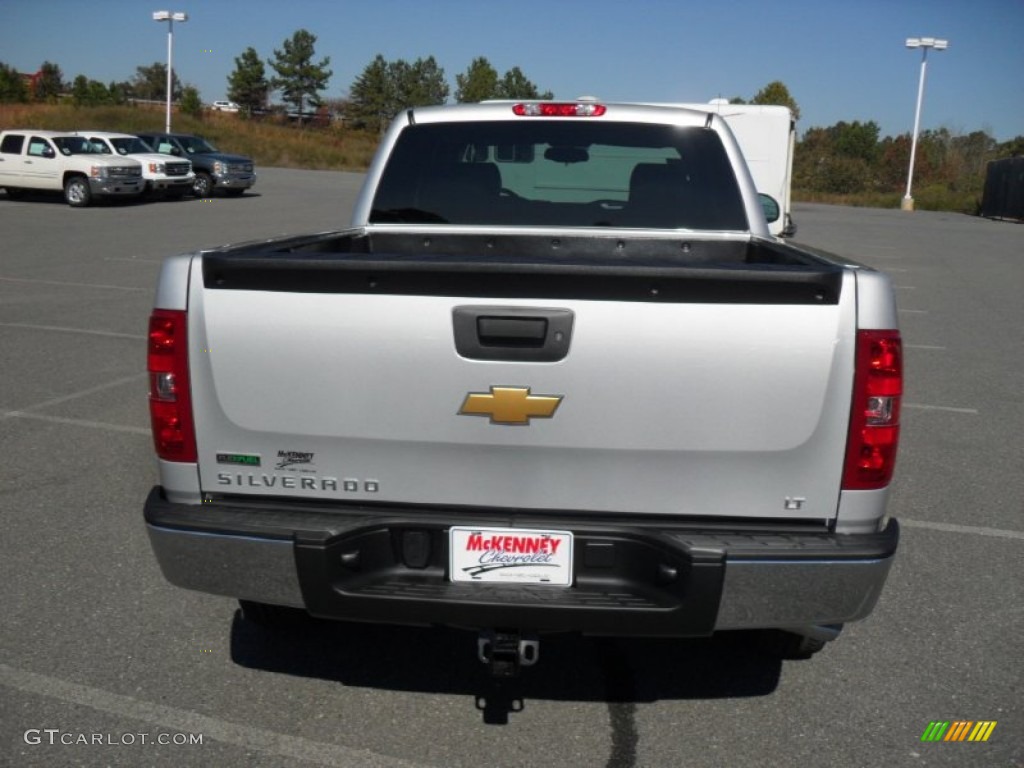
512,102,607,117
147,309,197,462
843,330,902,490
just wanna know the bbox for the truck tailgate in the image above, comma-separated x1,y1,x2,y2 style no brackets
188,255,856,522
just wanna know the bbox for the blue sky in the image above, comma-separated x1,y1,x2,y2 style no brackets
2,0,1022,141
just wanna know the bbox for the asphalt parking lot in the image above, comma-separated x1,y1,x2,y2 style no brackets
1,173,1021,767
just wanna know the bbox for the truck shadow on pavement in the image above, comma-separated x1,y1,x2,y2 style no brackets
229,612,782,730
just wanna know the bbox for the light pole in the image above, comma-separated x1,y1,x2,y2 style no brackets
902,37,948,211
152,10,188,134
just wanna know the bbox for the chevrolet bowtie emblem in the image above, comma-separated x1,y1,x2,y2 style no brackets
458,386,563,425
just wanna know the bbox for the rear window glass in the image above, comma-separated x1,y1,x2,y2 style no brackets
1,134,25,154
370,121,747,230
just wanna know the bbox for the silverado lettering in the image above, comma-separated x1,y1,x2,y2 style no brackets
144,100,902,671
216,473,338,491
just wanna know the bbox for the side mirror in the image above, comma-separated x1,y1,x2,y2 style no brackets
759,193,781,224
42,146,56,159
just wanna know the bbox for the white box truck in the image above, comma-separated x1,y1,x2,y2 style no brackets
672,101,797,237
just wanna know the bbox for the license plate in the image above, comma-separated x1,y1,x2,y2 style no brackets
449,526,573,586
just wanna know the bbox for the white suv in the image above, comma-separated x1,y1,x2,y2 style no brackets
211,101,240,113
81,131,194,198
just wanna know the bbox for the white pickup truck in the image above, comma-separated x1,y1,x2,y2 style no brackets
0,130,143,206
143,101,902,673
80,131,195,198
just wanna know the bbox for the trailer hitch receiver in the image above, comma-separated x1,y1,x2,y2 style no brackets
478,630,539,677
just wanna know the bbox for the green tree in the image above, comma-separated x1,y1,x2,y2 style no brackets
131,62,182,102
268,29,333,115
455,57,552,102
497,66,552,100
108,80,132,105
794,122,875,194
179,86,203,117
70,74,90,105
455,57,499,103
751,80,800,120
818,155,872,194
35,61,64,101
946,130,997,188
395,56,449,107
877,135,913,190
0,62,28,102
830,121,880,163
793,125,834,192
71,75,112,107
348,54,396,133
227,47,269,115
916,128,952,186
348,54,448,133
998,135,1024,157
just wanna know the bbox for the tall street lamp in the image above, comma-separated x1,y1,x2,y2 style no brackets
902,37,948,212
152,10,188,134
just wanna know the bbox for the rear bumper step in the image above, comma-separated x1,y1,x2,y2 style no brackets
144,487,898,636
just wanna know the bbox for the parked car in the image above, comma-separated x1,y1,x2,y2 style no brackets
0,129,142,206
136,132,256,197
211,101,241,113
79,131,194,198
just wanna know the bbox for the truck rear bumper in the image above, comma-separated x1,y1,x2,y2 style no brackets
143,487,898,637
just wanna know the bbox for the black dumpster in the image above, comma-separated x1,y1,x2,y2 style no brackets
980,157,1024,221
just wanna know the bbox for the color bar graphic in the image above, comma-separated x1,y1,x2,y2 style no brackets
967,721,997,742
921,721,949,741
921,721,996,742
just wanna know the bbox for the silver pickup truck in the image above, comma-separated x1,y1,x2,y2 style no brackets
144,101,902,673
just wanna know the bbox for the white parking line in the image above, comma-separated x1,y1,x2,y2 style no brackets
898,309,928,314
0,322,145,340
904,344,946,350
904,403,979,415
0,276,147,292
901,519,1024,541
0,664,426,768
2,411,150,435
103,257,164,264
2,373,146,416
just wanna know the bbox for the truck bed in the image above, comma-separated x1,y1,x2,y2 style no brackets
203,229,844,304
